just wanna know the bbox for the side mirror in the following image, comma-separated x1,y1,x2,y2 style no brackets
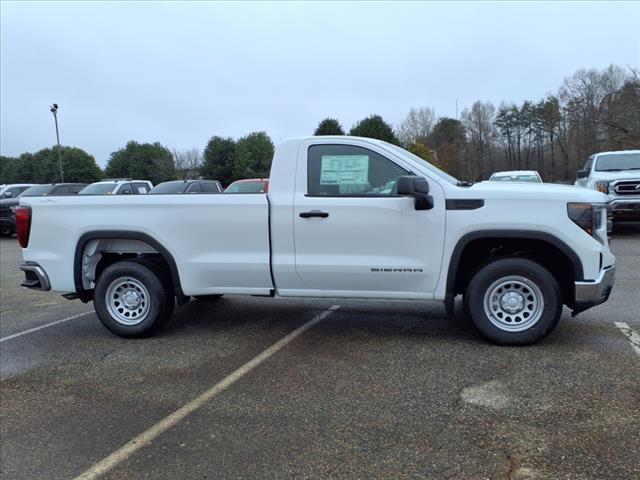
396,176,434,211
576,169,589,179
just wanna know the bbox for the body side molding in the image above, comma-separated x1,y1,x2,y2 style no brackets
445,199,484,210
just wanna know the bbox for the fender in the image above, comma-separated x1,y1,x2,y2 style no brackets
444,229,585,313
73,231,185,303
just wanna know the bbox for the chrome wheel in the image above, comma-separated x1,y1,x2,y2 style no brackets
106,277,150,325
483,275,544,332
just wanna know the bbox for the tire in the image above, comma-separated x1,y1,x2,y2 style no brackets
94,260,175,338
464,258,562,345
194,294,223,302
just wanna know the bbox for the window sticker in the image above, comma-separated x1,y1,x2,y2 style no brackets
320,155,369,185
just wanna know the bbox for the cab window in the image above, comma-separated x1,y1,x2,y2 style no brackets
584,156,595,171
134,183,149,194
307,144,408,196
187,182,202,193
201,182,220,193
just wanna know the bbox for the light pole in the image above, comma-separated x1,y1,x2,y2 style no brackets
50,103,64,182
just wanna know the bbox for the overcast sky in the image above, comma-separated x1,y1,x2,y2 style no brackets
1,1,639,166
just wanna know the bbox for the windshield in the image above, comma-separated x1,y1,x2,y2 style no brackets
19,185,54,196
491,174,541,183
381,143,460,185
225,181,267,193
595,152,640,171
149,181,189,194
78,183,118,195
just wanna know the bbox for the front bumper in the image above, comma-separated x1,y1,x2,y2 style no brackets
609,198,640,218
20,262,51,291
573,266,615,315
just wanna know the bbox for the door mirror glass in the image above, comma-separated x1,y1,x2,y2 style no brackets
397,176,430,195
576,169,589,179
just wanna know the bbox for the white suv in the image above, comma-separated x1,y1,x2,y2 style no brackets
576,150,640,221
78,180,153,196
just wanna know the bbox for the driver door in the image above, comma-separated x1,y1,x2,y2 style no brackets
292,142,446,298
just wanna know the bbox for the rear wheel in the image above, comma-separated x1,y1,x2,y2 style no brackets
94,260,175,338
464,258,562,345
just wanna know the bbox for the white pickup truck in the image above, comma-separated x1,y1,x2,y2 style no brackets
575,150,640,221
16,136,615,345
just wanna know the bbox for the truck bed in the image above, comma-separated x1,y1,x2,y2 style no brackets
21,194,274,295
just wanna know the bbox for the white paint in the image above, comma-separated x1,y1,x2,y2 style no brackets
614,322,640,356
0,311,93,343
72,305,340,480
461,380,510,409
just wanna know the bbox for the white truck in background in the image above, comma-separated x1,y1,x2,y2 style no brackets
17,136,615,345
576,150,640,221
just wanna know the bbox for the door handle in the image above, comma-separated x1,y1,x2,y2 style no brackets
299,210,329,218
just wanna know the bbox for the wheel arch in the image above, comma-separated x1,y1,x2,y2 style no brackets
445,230,584,309
73,231,185,303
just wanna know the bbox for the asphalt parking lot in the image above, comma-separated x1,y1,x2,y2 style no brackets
1,228,639,480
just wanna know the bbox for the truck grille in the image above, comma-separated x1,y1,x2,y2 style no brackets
613,180,640,196
0,207,12,218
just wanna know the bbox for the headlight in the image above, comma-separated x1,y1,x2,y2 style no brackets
594,181,610,194
567,203,609,244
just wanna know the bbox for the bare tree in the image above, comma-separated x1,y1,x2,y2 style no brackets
397,107,435,147
172,148,202,179
461,101,496,180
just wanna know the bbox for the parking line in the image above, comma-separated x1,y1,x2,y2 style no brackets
0,311,94,343
614,322,640,356
72,305,340,480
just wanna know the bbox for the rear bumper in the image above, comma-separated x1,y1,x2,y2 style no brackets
573,266,615,315
20,262,51,291
0,217,15,232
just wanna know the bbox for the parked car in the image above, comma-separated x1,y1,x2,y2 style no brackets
79,180,153,195
575,150,640,221
225,178,269,193
0,183,86,237
17,136,614,345
489,171,543,183
0,184,37,199
149,180,223,194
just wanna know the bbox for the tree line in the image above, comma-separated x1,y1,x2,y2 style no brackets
2,64,637,186
313,64,639,181
0,132,275,188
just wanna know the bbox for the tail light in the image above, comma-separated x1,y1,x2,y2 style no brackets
15,206,32,248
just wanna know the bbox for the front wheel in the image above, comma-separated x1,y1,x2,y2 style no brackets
464,258,562,345
94,260,175,338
